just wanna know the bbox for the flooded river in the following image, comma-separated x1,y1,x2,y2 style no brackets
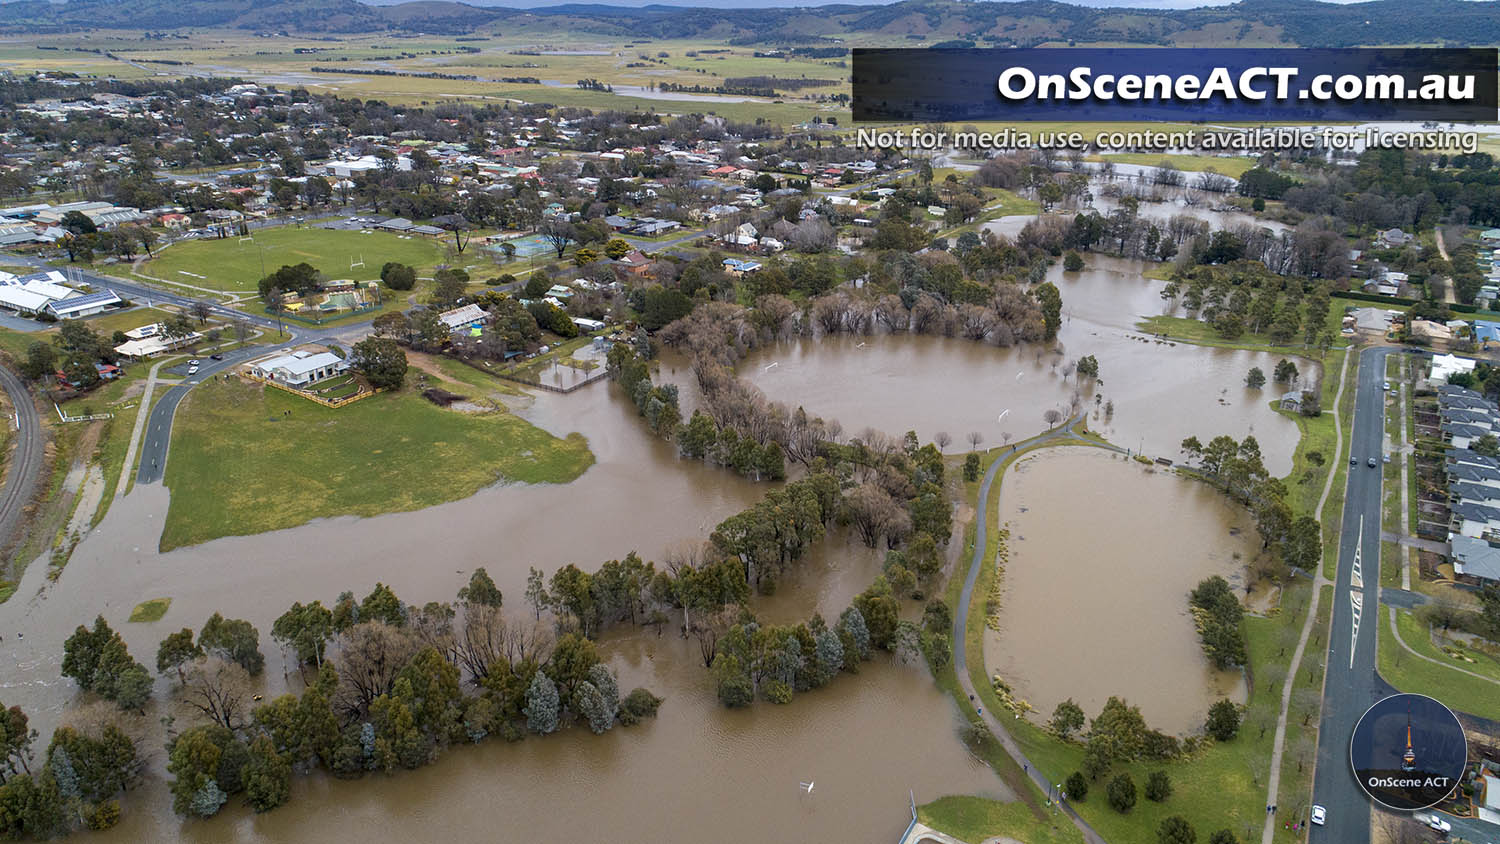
740,254,1307,477
0,371,999,843
0,235,1310,839
987,447,1254,734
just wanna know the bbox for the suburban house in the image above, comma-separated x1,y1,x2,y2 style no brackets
438,303,488,332
1481,228,1500,247
615,250,652,276
250,350,348,387
1453,535,1500,583
722,258,761,276
113,322,203,358
1376,228,1414,248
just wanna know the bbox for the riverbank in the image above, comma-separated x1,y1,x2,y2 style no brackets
159,373,594,549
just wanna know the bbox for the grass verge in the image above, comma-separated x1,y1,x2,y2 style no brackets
128,597,171,622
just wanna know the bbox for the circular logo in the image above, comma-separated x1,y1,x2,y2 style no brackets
1350,693,1468,811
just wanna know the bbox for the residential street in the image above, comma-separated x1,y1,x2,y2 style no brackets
1308,346,1396,843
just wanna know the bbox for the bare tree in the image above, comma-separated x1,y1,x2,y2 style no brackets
191,300,212,325
333,622,418,718
966,431,984,450
843,482,903,548
1043,408,1063,429
179,657,254,731
934,431,952,450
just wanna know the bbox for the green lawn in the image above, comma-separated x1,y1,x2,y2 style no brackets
159,375,595,550
128,597,171,622
1378,608,1500,720
1100,153,1256,179
919,796,1084,844
139,228,448,294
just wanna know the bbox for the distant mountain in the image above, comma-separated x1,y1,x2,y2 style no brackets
1,0,1497,45
0,0,504,33
487,0,1500,46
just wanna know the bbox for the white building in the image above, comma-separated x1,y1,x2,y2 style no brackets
250,350,348,387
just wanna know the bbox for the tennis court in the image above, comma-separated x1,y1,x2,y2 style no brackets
490,234,557,259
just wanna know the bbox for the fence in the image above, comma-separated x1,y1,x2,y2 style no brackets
54,403,113,423
242,372,381,408
451,354,611,394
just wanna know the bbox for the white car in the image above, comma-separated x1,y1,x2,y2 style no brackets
1424,815,1453,833
1310,805,1327,826
187,365,199,375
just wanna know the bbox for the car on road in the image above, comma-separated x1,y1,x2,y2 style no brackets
210,353,224,360
1311,805,1326,826
1368,457,1378,467
187,366,199,375
1422,815,1452,833
189,359,200,366
1350,456,1358,466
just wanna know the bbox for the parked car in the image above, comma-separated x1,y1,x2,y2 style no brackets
1383,454,1391,464
1350,456,1358,466
1383,380,1391,391
187,366,199,375
1311,805,1326,826
210,353,224,361
189,359,200,366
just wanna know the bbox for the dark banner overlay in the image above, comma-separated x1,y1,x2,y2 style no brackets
852,48,1499,123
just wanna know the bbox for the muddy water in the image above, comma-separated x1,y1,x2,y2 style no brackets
739,255,1307,477
0,375,1000,843
987,447,1254,734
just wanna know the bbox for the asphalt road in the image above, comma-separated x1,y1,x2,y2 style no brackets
1309,345,1395,843
0,362,43,550
133,342,279,485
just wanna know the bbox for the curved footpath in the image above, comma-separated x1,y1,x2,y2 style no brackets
0,362,43,550
1258,347,1352,844
950,415,1115,844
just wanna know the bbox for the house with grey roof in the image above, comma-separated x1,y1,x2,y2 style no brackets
1452,535,1500,583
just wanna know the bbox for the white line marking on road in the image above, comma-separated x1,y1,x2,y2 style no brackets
1350,590,1363,669
1351,515,1364,589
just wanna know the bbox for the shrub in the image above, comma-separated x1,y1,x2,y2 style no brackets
1065,771,1088,801
1106,773,1136,813
1145,770,1173,802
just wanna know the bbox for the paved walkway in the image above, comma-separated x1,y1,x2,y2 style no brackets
1261,348,1352,844
1377,530,1448,554
950,415,1112,844
1386,606,1500,688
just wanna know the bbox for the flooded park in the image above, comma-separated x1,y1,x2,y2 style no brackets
0,198,1315,841
987,446,1256,735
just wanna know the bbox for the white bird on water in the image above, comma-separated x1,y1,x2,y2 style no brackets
764,362,779,371
799,781,815,794
1015,371,1024,381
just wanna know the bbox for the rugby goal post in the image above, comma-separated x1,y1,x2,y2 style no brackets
350,253,365,270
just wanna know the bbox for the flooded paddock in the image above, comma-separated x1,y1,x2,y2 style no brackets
986,447,1255,734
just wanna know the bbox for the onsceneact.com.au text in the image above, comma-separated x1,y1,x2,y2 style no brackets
995,66,1481,103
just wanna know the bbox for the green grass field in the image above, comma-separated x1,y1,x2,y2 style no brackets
159,374,594,550
1378,608,1500,720
139,228,449,294
128,597,171,622
919,796,1084,844
1100,153,1256,179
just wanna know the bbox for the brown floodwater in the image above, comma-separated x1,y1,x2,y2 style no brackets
739,253,1309,477
0,374,1000,843
986,447,1254,735
0,249,1306,840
